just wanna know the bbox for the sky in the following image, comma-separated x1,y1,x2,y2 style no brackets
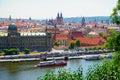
0,0,118,19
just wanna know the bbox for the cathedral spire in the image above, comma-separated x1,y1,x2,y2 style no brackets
60,13,63,18
9,15,11,21
57,12,59,19
29,17,31,21
81,17,86,27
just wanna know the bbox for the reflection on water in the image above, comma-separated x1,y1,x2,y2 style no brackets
0,59,103,80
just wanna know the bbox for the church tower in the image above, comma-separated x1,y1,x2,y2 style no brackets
57,13,59,20
60,13,63,24
55,12,63,25
9,15,12,21
29,17,31,21
81,17,86,27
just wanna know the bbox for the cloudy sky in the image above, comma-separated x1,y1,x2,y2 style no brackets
0,0,117,19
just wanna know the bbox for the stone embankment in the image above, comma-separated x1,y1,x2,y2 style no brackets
0,50,113,62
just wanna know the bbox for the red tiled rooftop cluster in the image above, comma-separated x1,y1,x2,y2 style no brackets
77,36,105,46
73,31,84,39
52,34,71,40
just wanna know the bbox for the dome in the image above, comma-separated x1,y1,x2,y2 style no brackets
8,23,17,31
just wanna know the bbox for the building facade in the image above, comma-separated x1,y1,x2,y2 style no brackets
0,23,52,51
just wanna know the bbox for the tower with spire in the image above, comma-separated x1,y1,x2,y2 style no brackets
81,17,86,27
9,15,12,21
29,17,31,21
57,13,59,20
55,12,63,25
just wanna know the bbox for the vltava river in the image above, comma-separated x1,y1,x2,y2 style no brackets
0,59,103,80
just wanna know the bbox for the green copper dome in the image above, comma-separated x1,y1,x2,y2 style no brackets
8,23,17,31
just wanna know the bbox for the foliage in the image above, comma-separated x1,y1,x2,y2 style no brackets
87,35,94,38
111,0,120,24
69,41,75,49
112,51,120,66
24,48,30,54
92,47,97,50
85,48,88,51
86,59,120,80
54,40,60,47
75,40,80,48
3,48,19,55
0,50,3,56
98,32,107,40
37,66,83,80
105,29,120,51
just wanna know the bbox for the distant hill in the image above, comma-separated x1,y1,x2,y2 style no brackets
0,16,112,23
63,16,111,22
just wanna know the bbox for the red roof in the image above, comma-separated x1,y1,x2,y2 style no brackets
52,34,71,40
72,31,84,39
77,36,106,46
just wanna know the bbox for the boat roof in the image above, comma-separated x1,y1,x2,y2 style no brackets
40,60,55,63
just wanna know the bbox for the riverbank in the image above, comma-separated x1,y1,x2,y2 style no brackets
0,53,112,63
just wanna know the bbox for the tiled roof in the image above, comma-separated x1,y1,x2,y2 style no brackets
77,36,106,46
52,34,71,40
72,31,84,39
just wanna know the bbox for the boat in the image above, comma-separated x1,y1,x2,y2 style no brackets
36,60,67,67
85,55,102,60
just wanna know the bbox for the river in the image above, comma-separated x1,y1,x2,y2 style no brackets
0,59,104,80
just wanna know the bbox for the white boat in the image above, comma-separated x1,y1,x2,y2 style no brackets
36,60,67,67
85,55,102,60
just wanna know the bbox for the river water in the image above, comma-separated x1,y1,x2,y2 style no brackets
0,59,103,80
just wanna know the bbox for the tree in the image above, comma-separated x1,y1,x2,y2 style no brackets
24,48,30,54
111,0,120,24
98,32,107,40
10,48,19,55
3,48,19,55
54,40,60,47
0,50,3,56
105,29,120,51
75,40,80,48
69,42,75,49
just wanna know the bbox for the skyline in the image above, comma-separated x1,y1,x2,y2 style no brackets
0,0,117,19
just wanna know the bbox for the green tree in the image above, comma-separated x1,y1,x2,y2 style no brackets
75,40,80,48
3,49,9,55
0,50,3,56
3,48,19,55
37,66,83,80
98,32,107,40
54,40,60,47
105,29,120,51
10,48,19,55
111,0,120,24
69,42,75,49
24,48,30,54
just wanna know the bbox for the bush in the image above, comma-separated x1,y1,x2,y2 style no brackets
24,48,30,54
86,57,120,80
0,50,3,56
37,66,83,80
3,48,19,55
